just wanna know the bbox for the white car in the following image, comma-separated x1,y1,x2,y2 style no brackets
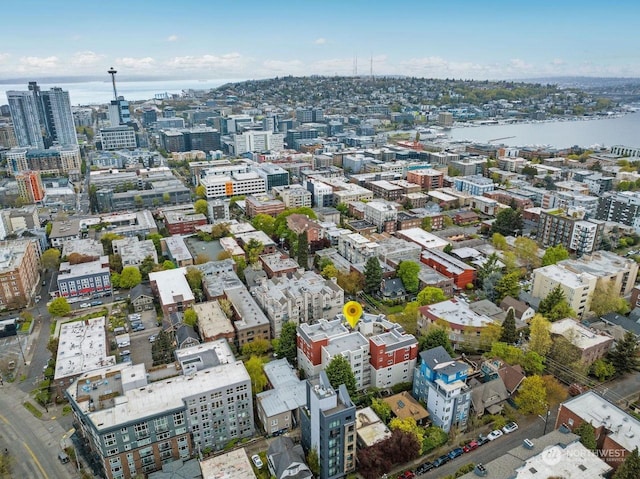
502,422,519,434
80,303,91,308
487,429,504,441
251,454,263,469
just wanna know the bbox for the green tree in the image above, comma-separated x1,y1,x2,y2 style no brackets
245,355,268,393
443,243,453,254
147,233,163,256
118,266,142,289
613,447,640,479
514,236,540,270
477,252,501,283
152,331,176,365
251,214,276,237
162,260,176,270
389,301,420,335
522,350,546,375
389,417,424,448
244,238,263,265
183,308,197,327
514,375,547,415
195,185,206,199
482,271,503,303
419,327,454,355
47,297,71,317
370,398,392,424
479,322,504,351
492,232,508,251
101,232,124,255
421,216,432,232
162,192,171,204
194,199,208,216
574,422,597,451
297,231,308,269
364,256,383,294
590,358,616,381
139,255,156,280
590,280,630,317
607,331,640,375
494,270,521,303
41,248,61,270
325,355,357,397
548,335,587,383
542,244,569,266
491,208,523,237
109,253,123,274
417,286,447,306
242,338,271,357
185,267,203,292
321,264,339,280
538,285,575,321
307,449,320,478
275,321,298,365
500,308,517,344
541,374,568,406
397,261,420,293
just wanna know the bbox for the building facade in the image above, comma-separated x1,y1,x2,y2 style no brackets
57,256,112,299
0,239,40,309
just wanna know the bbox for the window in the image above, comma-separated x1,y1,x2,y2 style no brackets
134,422,149,440
173,412,184,426
104,433,116,447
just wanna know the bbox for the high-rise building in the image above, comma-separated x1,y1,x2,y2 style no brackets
15,170,45,203
300,371,356,479
6,90,44,148
6,82,78,148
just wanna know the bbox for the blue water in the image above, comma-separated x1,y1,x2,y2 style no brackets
1,79,242,105
447,112,640,149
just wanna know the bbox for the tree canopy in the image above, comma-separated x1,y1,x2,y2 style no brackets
194,199,208,216
419,327,454,355
491,208,523,237
297,231,308,269
251,214,276,237
590,280,630,317
183,308,197,327
118,266,142,289
275,321,298,366
537,285,575,321
613,447,640,479
499,308,517,344
245,355,268,393
608,331,639,375
417,286,447,306
397,261,420,293
325,355,357,397
244,238,264,265
542,244,569,266
364,256,383,294
41,248,61,270
515,375,547,415
528,314,553,356
48,297,71,317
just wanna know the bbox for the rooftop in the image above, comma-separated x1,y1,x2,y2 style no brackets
55,316,116,381
298,318,349,344
162,236,193,262
550,319,613,350
421,299,496,329
323,331,368,356
62,238,104,258
199,448,256,479
58,256,109,280
560,391,640,453
396,227,450,250
192,301,234,339
533,264,597,289
356,406,392,447
149,267,195,304
225,286,270,330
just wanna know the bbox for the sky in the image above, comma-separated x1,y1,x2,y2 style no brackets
0,0,639,83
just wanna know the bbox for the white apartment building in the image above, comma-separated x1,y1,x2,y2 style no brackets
251,271,344,337
531,264,598,317
112,237,158,267
273,185,312,208
337,232,379,263
230,130,285,155
200,172,266,199
323,332,371,390
364,201,398,232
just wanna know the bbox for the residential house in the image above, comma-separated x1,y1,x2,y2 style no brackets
130,283,154,312
149,268,195,316
382,391,429,426
267,437,313,479
549,318,614,365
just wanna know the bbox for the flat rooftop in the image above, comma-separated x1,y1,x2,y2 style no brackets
192,301,234,339
534,264,597,289
149,267,195,304
55,316,116,380
550,319,612,350
396,228,449,250
199,448,256,479
298,318,349,344
422,299,496,329
323,331,368,356
162,236,193,262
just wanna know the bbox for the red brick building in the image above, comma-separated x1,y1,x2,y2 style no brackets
245,194,286,218
164,211,208,235
286,214,322,242
407,169,444,190
420,249,476,289
555,391,639,472
453,211,479,225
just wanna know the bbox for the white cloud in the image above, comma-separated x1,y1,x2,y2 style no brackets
314,38,326,45
165,53,245,72
509,58,533,70
167,35,178,42
116,57,156,69
71,51,104,66
16,55,59,72
0,53,10,63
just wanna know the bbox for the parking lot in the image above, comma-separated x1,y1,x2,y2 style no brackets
124,309,160,369
0,334,28,370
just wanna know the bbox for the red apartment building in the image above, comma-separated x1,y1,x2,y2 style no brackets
407,169,444,191
164,211,208,235
420,249,476,289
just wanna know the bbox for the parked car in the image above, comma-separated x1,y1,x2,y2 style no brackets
80,303,90,308
448,447,464,460
91,300,103,306
502,422,519,434
432,455,450,468
251,454,263,469
416,462,434,475
148,334,157,343
487,429,504,441
463,440,479,453
477,435,490,447
401,471,415,479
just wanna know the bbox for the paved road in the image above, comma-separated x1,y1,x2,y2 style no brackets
0,383,74,479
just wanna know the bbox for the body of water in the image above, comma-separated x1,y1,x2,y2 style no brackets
1,79,242,105
447,112,640,150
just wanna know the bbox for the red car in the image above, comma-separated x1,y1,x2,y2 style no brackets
402,471,415,479
463,440,479,453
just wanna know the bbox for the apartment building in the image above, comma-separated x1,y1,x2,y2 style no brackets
161,236,193,267
363,201,398,233
558,251,638,296
412,346,471,432
537,209,604,256
420,249,476,290
199,172,266,199
531,264,598,317
550,319,614,364
337,233,379,264
99,126,137,150
273,185,313,208
112,237,158,267
366,180,403,201
406,168,444,191
164,211,208,236
57,256,112,299
368,327,418,389
149,268,195,316
224,285,271,347
244,194,286,218
596,191,640,230
453,175,495,196
66,340,253,479
0,239,40,309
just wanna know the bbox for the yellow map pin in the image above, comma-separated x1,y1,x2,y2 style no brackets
343,301,363,329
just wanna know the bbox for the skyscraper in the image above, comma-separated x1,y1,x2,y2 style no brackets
6,82,78,148
6,90,45,149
